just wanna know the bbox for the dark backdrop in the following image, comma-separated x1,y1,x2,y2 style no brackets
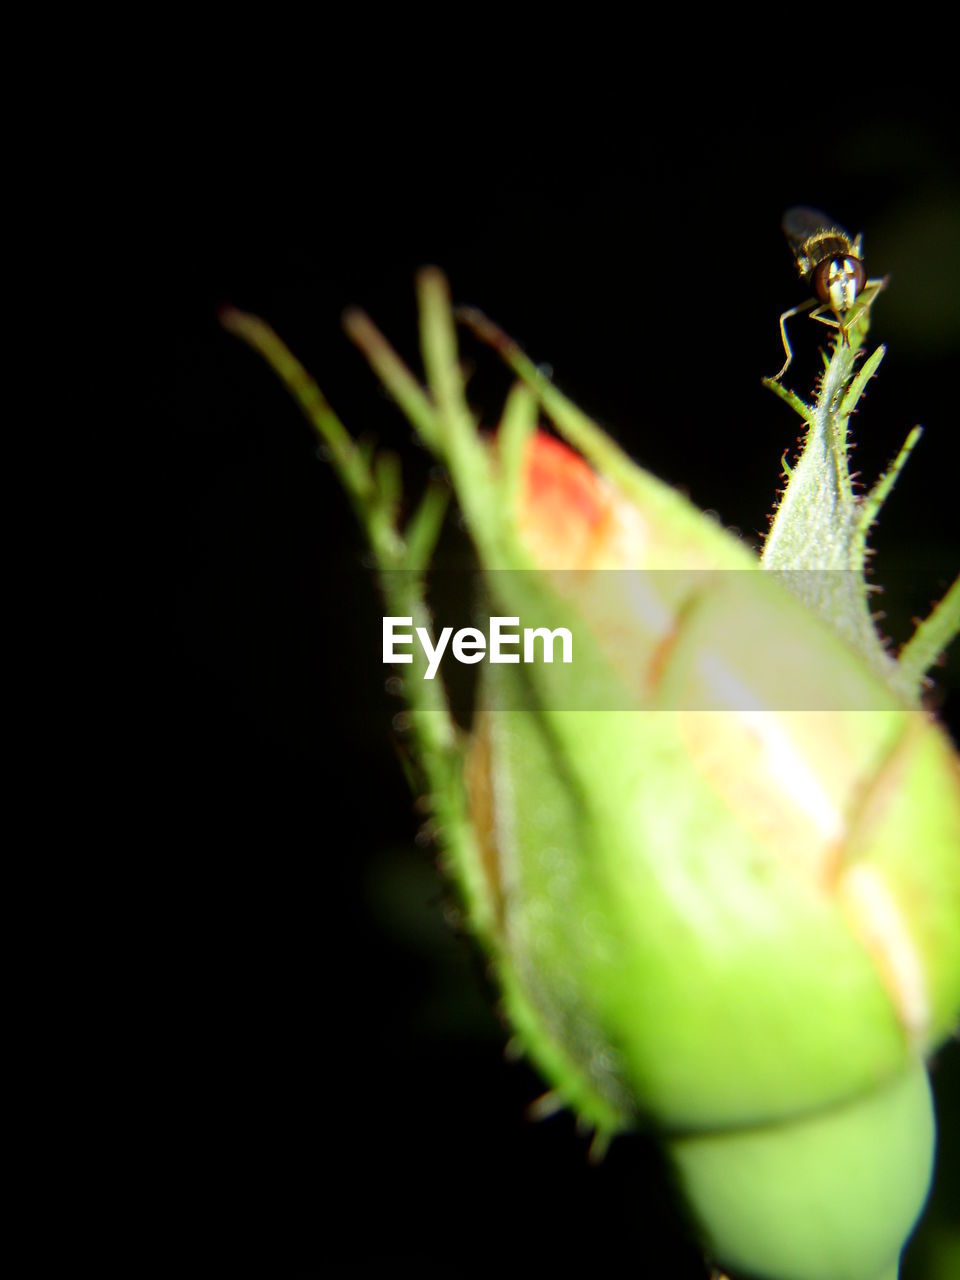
125,77,959,1276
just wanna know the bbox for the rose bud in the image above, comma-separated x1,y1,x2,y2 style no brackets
222,268,959,1280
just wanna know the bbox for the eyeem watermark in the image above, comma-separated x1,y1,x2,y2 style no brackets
383,616,573,680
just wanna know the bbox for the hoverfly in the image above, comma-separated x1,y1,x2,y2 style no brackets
774,206,887,380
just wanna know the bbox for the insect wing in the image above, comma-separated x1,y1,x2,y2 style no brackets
781,206,842,257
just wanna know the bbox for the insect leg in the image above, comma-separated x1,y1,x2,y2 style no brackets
809,304,840,327
774,297,817,381
839,276,889,344
805,302,849,350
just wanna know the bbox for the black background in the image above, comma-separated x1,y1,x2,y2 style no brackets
122,65,959,1276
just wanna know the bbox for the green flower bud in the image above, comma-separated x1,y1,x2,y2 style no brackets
222,268,960,1280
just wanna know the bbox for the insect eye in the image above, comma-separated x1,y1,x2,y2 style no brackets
812,256,866,309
